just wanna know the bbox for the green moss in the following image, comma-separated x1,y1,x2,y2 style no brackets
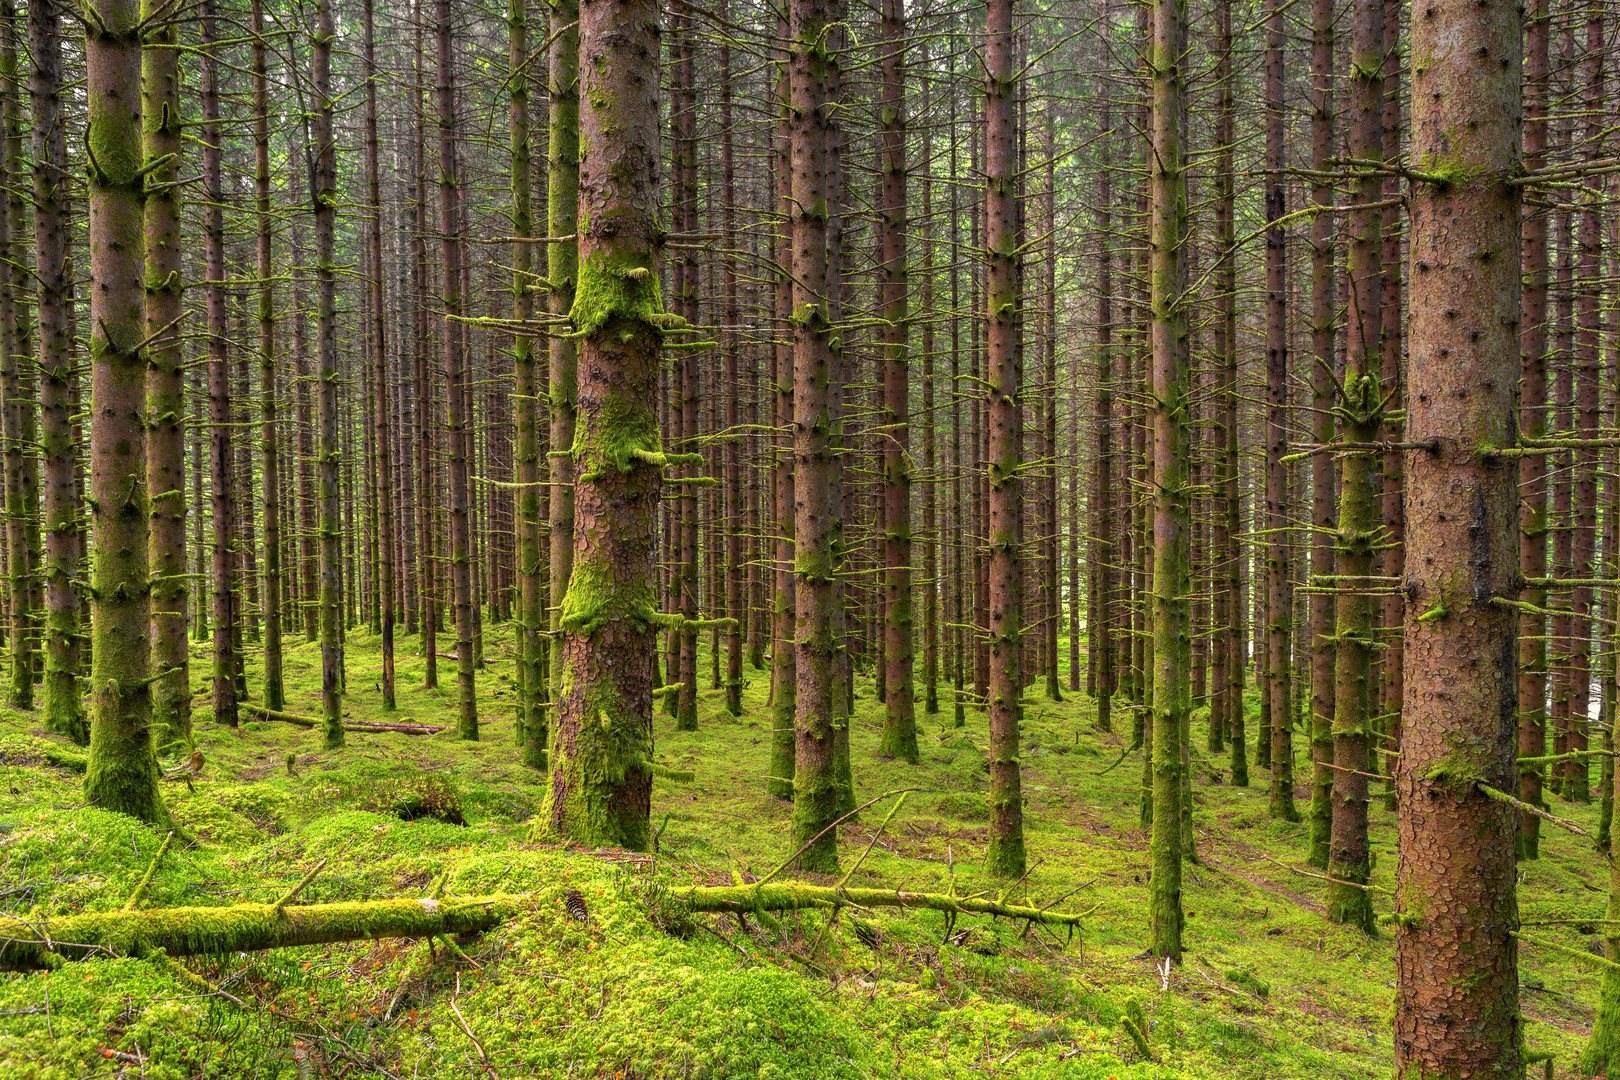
568,248,663,340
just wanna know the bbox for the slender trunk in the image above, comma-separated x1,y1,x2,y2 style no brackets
982,0,1024,879
202,0,236,730
1394,0,1522,1070
1211,0,1233,759
31,0,79,742
411,9,436,688
1376,0,1404,814
1092,95,1114,736
84,0,162,820
312,0,342,748
671,9,699,732
878,0,915,761
767,20,796,798
362,0,393,710
1264,0,1298,823
436,0,476,739
1305,0,1337,865
252,0,282,712
719,2,743,719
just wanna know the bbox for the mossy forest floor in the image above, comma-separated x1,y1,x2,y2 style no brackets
0,624,1607,1078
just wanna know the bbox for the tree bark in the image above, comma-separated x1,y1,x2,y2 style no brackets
362,0,393,712
767,24,796,798
312,0,342,749
1394,0,1522,1070
84,0,162,822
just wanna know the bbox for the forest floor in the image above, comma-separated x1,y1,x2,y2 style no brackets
0,623,1608,1079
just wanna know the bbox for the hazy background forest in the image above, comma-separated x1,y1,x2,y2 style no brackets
0,0,1604,1075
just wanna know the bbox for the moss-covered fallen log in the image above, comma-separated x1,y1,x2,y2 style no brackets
0,895,524,971
0,882,1090,972
244,705,447,736
673,883,1091,926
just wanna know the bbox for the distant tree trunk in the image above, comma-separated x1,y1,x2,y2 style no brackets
1264,0,1298,823
201,0,237,730
1565,14,1603,806
437,0,476,740
362,0,393,710
1305,0,1336,866
1092,94,1114,736
1394,0,1522,1071
411,6,436,689
789,0,842,870
0,10,28,712
544,0,577,745
252,0,282,713
1210,0,1233,759
920,67,939,717
1147,0,1189,957
1376,0,1404,814
139,0,185,740
767,22,796,798
84,0,162,821
31,0,80,742
511,0,544,764
1325,0,1382,934
312,0,342,749
544,0,664,850
1042,109,1060,705
878,0,916,762
1517,0,1551,859
719,2,743,719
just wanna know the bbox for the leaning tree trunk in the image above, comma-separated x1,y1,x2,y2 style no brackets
1393,0,1522,1071
1147,0,1189,959
982,0,1024,880
363,0,394,711
1326,0,1382,935
877,0,916,763
789,0,842,871
30,0,81,743
542,0,668,850
436,0,477,740
312,0,342,749
84,0,163,822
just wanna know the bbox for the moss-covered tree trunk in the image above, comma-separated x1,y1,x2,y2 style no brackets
436,0,477,741
141,0,186,741
362,0,393,712
251,0,282,713
768,28,797,798
789,0,842,871
1146,0,1188,959
544,0,578,751
30,0,81,744
1262,0,1297,825
877,0,916,763
0,12,28,712
83,0,163,822
1324,0,1381,935
1304,0,1336,869
1393,0,1522,1070
312,0,342,749
982,0,1024,879
542,0,668,851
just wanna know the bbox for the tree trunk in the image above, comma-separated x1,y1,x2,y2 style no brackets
1264,0,1297,824
789,0,842,870
767,23,796,798
362,0,393,711
30,0,80,743
84,0,162,821
1394,0,1522,1070
437,0,477,740
312,0,342,749
1092,92,1114,737
251,0,282,713
877,0,915,762
1305,0,1337,867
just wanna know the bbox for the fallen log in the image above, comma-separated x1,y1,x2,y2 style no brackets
0,882,1091,971
244,705,447,736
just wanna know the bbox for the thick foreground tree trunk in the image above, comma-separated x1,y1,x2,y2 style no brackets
1393,0,1522,1072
